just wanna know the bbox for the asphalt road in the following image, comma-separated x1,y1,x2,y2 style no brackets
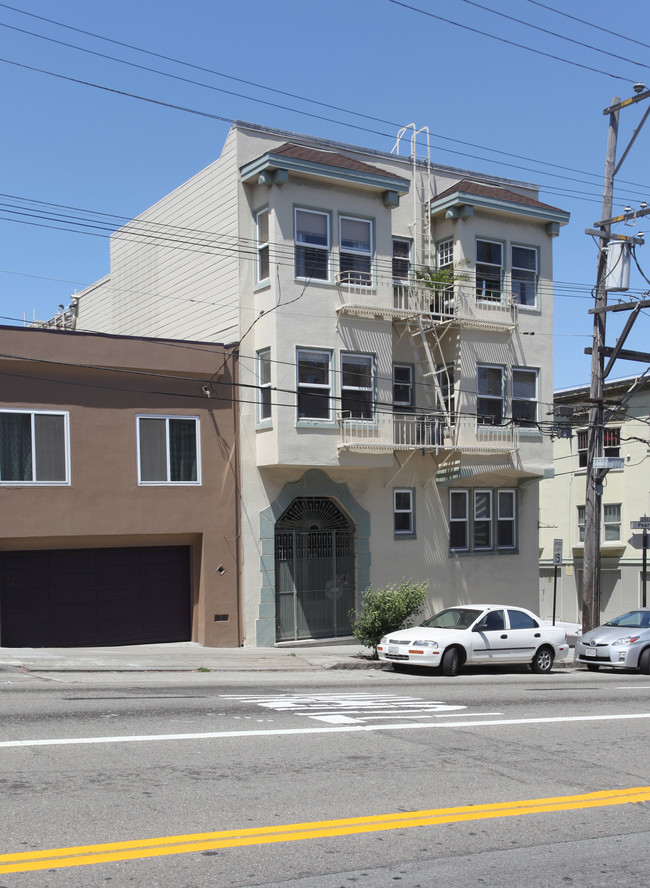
1,665,650,887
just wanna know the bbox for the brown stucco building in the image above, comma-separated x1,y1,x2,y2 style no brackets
0,325,240,648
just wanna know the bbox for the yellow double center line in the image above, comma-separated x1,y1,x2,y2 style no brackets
2,786,649,874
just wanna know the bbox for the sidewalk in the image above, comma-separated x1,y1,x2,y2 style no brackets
0,639,378,674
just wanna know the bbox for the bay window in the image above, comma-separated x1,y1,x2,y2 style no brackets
476,239,503,301
341,353,374,419
339,216,372,285
512,368,538,427
295,209,330,280
511,245,538,306
256,208,270,283
297,349,332,420
477,365,504,425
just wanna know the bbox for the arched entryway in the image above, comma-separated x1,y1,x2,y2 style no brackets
275,497,354,641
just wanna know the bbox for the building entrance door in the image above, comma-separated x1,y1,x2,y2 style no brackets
275,497,355,641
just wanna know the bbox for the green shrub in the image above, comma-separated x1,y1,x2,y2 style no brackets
349,580,429,657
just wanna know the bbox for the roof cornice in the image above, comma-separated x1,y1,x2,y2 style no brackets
240,151,410,195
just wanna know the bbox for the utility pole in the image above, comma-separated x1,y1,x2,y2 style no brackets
582,86,650,632
582,99,618,633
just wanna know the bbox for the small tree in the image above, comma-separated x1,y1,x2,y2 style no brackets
349,580,429,658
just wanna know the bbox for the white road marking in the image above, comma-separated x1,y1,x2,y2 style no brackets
221,693,466,723
3,711,650,749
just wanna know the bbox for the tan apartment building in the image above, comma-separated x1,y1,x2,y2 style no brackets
0,325,240,648
540,375,650,624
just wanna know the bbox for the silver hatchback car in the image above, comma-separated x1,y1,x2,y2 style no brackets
574,608,650,672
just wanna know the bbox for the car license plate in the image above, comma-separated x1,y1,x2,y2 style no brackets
388,646,399,655
585,648,597,658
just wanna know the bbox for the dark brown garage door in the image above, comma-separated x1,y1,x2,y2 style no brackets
0,546,191,647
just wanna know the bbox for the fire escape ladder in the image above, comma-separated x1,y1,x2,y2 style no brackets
409,314,453,435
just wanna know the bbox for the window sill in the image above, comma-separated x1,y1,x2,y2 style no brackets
296,420,339,430
138,481,202,487
450,548,518,557
394,532,416,541
254,280,271,292
294,277,335,286
256,420,272,431
0,480,70,487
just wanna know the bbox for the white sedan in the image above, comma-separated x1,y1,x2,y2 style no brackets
377,604,570,676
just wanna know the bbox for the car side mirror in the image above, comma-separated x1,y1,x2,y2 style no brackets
473,622,488,632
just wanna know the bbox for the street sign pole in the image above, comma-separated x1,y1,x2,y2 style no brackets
641,527,648,607
553,540,563,625
630,518,650,607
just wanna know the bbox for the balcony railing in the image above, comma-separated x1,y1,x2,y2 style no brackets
336,274,517,329
338,413,519,453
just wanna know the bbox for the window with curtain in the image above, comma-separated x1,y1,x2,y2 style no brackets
0,410,68,483
138,416,200,484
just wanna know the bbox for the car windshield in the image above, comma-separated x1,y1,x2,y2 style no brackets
604,611,650,629
420,608,484,630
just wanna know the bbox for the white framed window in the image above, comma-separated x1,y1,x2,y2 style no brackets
0,409,69,484
577,430,588,468
394,488,414,535
437,237,454,269
297,348,332,420
257,348,272,422
137,415,200,485
393,364,413,408
392,238,411,281
604,427,621,457
477,365,504,425
604,503,621,541
474,490,493,549
339,215,372,286
578,505,586,542
256,208,270,283
512,368,538,427
295,209,330,281
476,239,503,301
497,490,516,549
511,245,538,306
449,490,469,551
341,353,374,419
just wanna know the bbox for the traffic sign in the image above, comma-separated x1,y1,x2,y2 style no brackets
593,456,625,470
553,539,563,566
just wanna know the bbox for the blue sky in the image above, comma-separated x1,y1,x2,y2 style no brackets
2,0,650,389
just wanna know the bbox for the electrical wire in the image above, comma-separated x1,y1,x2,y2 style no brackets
388,0,638,84
4,0,650,193
455,0,650,72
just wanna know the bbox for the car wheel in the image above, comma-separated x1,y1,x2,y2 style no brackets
639,648,650,675
586,663,600,672
531,646,554,674
441,647,460,677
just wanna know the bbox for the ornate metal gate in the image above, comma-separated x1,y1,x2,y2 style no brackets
275,498,355,641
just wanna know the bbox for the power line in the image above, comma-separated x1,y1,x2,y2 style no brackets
3,0,647,191
455,0,650,72
388,0,638,83
4,4,650,196
523,0,650,53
